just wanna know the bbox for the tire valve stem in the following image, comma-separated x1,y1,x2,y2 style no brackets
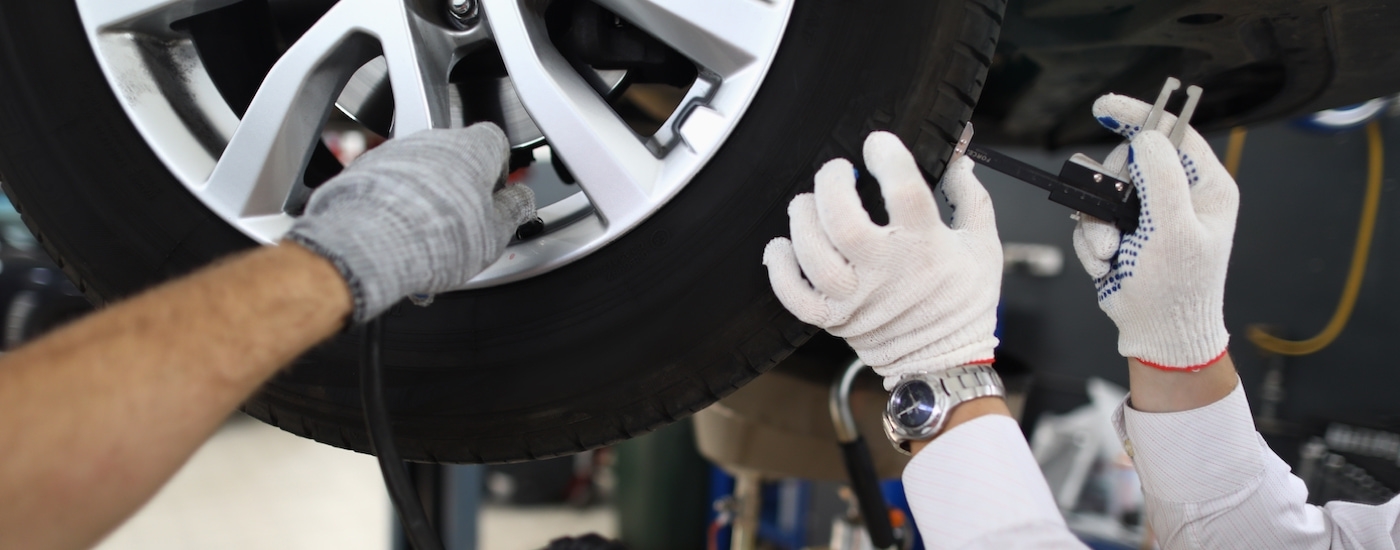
515,217,545,240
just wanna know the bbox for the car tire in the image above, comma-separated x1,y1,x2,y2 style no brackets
0,0,1004,462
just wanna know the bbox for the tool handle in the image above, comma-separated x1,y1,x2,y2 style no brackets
840,437,898,549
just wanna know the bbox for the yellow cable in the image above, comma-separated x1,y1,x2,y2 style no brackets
1246,121,1385,355
1225,126,1248,178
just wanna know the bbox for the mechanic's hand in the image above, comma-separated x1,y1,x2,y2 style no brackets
1073,94,1239,370
763,132,1001,389
285,122,535,323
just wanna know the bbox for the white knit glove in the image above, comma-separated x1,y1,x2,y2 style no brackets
763,132,1002,389
1072,94,1239,370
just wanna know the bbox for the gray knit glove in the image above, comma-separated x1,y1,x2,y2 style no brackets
285,123,536,323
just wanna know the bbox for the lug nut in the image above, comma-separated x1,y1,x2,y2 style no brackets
448,0,478,25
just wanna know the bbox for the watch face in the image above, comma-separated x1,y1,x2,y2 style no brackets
890,380,937,429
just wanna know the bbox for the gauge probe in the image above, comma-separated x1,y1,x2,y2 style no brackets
951,78,1203,233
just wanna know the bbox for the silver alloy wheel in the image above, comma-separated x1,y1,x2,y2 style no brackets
74,0,793,288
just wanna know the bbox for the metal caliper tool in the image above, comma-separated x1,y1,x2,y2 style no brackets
950,77,1203,233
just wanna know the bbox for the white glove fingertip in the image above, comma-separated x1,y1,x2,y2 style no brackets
787,192,816,218
788,194,857,295
1092,94,1152,138
814,157,856,188
763,238,830,326
813,158,882,259
760,236,792,267
1083,216,1120,260
1094,93,1186,137
940,156,997,236
862,131,939,226
1072,220,1115,279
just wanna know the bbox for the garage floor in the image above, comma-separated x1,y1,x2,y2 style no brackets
94,414,617,550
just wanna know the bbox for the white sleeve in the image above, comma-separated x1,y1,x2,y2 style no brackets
1113,381,1400,550
903,415,1088,550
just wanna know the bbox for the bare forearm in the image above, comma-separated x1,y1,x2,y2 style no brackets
1127,354,1238,413
0,243,350,550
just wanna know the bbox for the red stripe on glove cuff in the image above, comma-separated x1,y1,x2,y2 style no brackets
1134,349,1229,373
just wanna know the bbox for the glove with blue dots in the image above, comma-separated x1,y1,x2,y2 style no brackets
1072,94,1239,370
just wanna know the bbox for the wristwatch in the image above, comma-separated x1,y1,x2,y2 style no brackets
882,364,1005,454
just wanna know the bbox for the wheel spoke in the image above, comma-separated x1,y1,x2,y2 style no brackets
204,0,381,219
591,0,786,77
484,0,659,225
379,11,461,135
76,0,243,36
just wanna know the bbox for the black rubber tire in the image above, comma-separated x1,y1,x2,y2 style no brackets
6,289,93,348
0,0,1004,462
